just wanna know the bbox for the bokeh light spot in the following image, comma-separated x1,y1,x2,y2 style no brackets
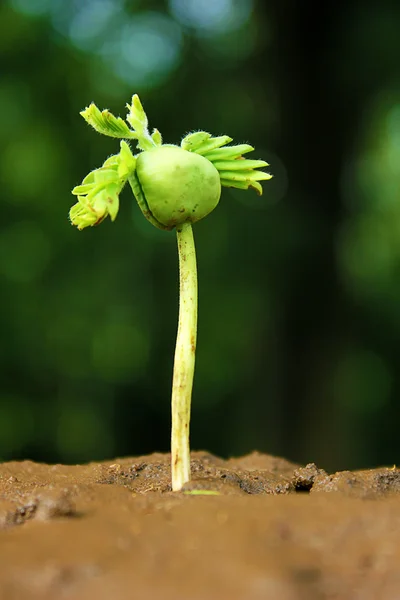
100,12,183,88
168,0,254,36
68,0,124,52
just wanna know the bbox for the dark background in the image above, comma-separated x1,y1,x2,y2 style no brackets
1,0,400,472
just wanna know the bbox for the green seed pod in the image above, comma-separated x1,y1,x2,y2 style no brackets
134,145,221,230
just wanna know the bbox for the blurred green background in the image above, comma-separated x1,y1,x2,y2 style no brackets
1,0,400,472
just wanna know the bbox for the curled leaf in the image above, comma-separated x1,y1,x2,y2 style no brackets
70,172,121,230
70,143,136,230
80,103,135,139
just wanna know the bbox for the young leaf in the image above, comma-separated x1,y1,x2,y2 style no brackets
194,136,233,155
205,144,255,162
126,94,148,133
217,170,272,182
118,141,137,179
181,131,212,152
125,95,157,151
212,159,269,171
151,128,163,146
80,103,135,139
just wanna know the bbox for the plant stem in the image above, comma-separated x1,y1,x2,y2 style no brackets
171,222,198,491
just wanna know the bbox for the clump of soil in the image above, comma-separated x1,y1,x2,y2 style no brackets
0,451,400,599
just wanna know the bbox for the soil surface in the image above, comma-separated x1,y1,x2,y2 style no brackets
0,451,400,599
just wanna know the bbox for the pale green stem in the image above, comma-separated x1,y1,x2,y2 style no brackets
171,222,198,491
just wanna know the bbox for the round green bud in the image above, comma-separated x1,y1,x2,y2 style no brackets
136,145,221,228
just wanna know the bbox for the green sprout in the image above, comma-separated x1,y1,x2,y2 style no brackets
70,94,272,491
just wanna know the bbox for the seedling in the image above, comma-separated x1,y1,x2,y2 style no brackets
70,94,271,491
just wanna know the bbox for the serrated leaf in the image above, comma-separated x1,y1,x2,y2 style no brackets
126,94,148,132
80,103,134,138
101,110,132,136
125,95,158,151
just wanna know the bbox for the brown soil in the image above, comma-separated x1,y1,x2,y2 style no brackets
0,452,400,599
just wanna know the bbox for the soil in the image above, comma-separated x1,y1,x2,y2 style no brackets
0,452,400,600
